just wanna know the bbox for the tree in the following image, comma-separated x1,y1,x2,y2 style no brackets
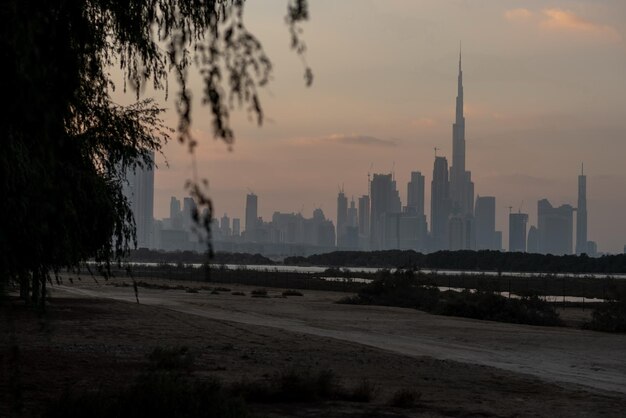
0,0,311,307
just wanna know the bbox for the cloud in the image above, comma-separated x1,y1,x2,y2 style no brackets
296,133,398,147
504,8,533,22
540,8,621,41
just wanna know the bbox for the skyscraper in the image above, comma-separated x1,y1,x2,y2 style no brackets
537,199,574,255
232,218,241,237
358,195,370,250
245,193,258,241
509,213,529,252
336,190,348,247
370,174,397,250
576,165,588,254
122,152,154,248
406,171,425,216
449,46,474,218
431,156,450,251
474,196,496,250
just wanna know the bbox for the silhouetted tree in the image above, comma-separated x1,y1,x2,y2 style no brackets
0,0,310,307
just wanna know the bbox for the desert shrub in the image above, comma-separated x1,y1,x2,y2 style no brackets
214,287,231,292
147,346,195,371
344,379,378,402
251,289,268,298
586,300,626,332
282,289,304,297
232,368,341,403
340,271,562,327
186,287,198,294
387,388,421,408
211,290,220,295
231,291,246,296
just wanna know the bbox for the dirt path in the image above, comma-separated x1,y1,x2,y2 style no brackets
55,282,626,395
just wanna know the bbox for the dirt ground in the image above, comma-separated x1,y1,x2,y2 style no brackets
2,279,626,417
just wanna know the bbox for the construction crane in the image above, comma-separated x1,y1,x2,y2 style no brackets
434,147,439,157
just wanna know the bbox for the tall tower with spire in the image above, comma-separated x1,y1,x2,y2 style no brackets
576,164,588,254
449,44,474,217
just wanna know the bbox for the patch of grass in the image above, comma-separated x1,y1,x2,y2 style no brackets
282,289,304,297
387,388,421,408
147,346,195,371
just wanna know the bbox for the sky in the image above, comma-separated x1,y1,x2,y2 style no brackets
112,0,626,253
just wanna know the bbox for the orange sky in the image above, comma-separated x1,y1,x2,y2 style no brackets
113,1,626,253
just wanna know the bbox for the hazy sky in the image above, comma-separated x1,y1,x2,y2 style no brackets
113,0,626,253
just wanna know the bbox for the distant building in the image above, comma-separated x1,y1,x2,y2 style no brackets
475,196,496,250
448,214,474,251
527,226,539,253
220,214,231,237
358,195,370,250
576,166,588,255
537,199,574,255
449,47,474,219
232,218,241,237
170,196,182,229
336,190,348,247
406,171,425,216
509,213,529,252
245,193,258,241
122,152,154,248
430,156,450,251
182,197,196,230
494,231,502,251
370,174,398,250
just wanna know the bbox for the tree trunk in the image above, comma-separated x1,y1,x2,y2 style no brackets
40,275,46,311
31,271,40,306
19,272,30,303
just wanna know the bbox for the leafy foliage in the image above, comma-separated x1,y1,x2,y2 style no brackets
1,0,310,305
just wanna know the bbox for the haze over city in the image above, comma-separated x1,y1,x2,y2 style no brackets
113,1,626,253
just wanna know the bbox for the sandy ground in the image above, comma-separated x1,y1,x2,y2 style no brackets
2,277,626,417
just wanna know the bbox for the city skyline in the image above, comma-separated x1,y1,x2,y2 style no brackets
111,1,626,253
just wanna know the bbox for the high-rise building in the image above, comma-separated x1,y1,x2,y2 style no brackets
348,198,358,228
122,152,154,248
245,193,258,241
527,226,539,253
474,196,496,250
336,190,348,247
449,47,474,219
370,174,398,250
576,165,588,255
537,199,574,255
220,213,231,237
232,218,241,237
509,213,529,252
358,195,370,236
406,171,425,216
182,197,196,230
169,197,182,229
430,156,450,251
